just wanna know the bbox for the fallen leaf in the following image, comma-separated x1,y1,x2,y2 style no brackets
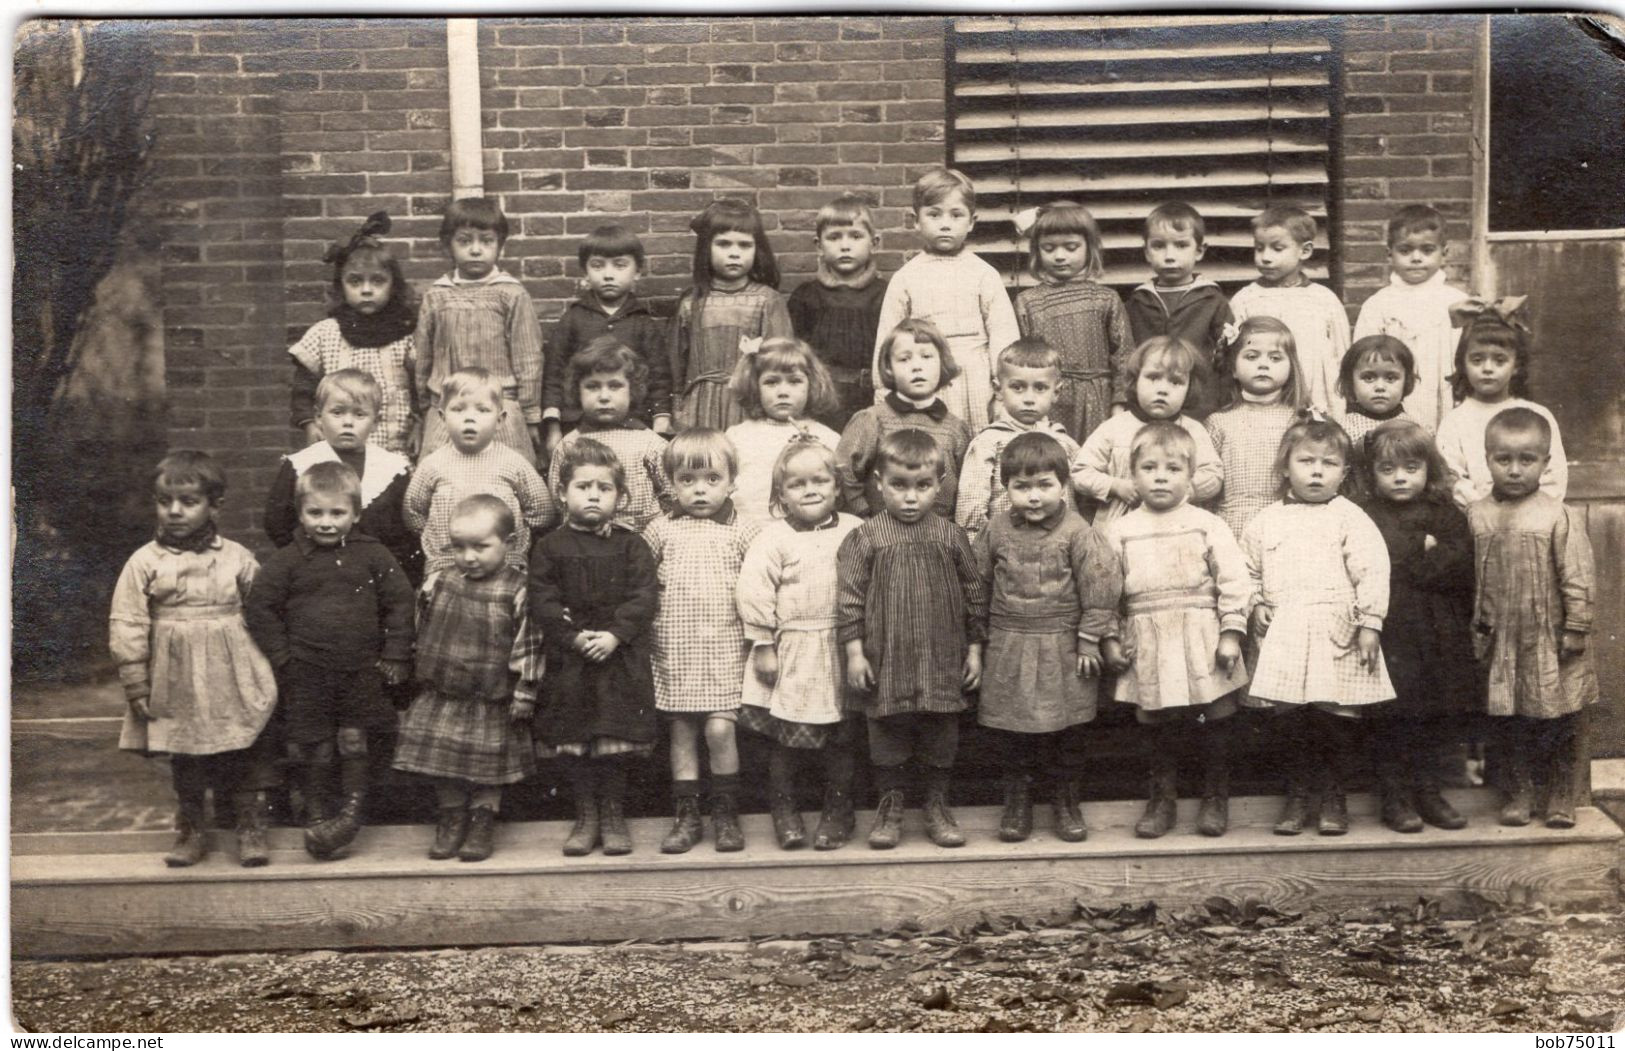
1490,957,1536,977
1356,1007,1386,1023
600,1007,636,1025
1199,926,1243,938
775,970,816,988
1561,1008,1616,1030
341,1008,421,1030
1488,999,1527,1018
853,1016,876,1032
918,987,953,1010
1120,1012,1155,1033
846,954,883,970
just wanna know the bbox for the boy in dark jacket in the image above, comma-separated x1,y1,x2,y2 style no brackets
1125,202,1235,418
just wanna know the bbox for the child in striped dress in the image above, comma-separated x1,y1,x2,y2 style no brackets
669,199,794,432
545,337,671,533
643,430,761,854
1014,201,1135,443
724,337,841,529
1243,417,1395,837
838,429,988,850
395,495,541,863
1205,316,1314,538
736,440,864,850
416,198,545,465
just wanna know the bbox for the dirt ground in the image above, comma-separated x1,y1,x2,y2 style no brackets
12,900,1624,1034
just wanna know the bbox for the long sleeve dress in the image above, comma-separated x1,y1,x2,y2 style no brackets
668,282,794,432
1352,271,1470,434
725,416,841,529
955,414,1079,542
1228,281,1351,415
545,422,670,533
1436,397,1568,509
1014,279,1135,443
1072,410,1223,530
1205,398,1301,537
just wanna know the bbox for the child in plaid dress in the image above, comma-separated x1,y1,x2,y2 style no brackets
1205,316,1314,538
394,495,542,863
725,337,841,529
736,440,864,850
644,430,761,854
1243,417,1395,837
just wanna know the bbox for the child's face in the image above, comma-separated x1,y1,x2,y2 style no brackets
1252,224,1314,286
562,464,623,528
817,223,874,277
709,231,757,285
779,452,838,526
1372,454,1427,504
154,481,219,544
1007,469,1067,524
672,461,735,519
447,511,511,580
1283,439,1346,504
317,395,377,452
996,364,1059,427
1135,353,1191,420
1464,341,1516,402
579,369,632,426
1486,427,1550,500
299,490,357,546
583,253,639,305
1144,222,1205,287
1037,233,1090,283
341,260,394,315
759,367,810,423
888,336,944,401
1234,334,1292,399
1131,447,1192,512
877,461,941,524
915,191,975,256
1350,354,1407,416
448,226,502,281
441,391,504,453
1389,230,1445,286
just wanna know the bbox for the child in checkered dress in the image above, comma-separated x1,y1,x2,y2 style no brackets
643,429,761,854
394,495,542,863
1243,417,1395,838
1205,316,1314,538
736,439,864,851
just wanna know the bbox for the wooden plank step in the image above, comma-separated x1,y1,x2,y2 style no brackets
14,792,1619,958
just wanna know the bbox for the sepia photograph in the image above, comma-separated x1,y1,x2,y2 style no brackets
9,10,1625,1035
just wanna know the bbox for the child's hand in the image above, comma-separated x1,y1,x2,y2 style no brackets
753,644,779,686
1424,533,1438,552
509,697,535,725
846,651,874,692
652,413,674,437
1355,627,1382,674
1076,649,1101,680
962,644,984,691
542,421,563,460
302,422,323,447
127,694,153,722
1561,630,1587,660
1100,637,1132,674
527,422,543,455
579,631,620,663
377,658,412,685
1215,631,1244,675
1112,478,1140,505
1251,604,1275,637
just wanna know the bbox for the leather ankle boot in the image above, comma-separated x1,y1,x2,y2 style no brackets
429,806,470,859
305,791,364,859
812,785,855,850
233,790,271,867
1134,761,1178,839
998,775,1033,842
1052,779,1087,842
922,770,964,848
458,806,497,861
661,789,704,854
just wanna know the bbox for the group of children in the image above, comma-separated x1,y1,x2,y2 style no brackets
111,166,1598,871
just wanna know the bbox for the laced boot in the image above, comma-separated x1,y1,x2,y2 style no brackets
812,785,855,850
768,747,806,849
1195,725,1232,838
1134,755,1178,839
1317,772,1350,836
1498,750,1534,827
428,806,470,859
1544,738,1578,830
458,806,497,861
867,767,907,850
598,761,633,856
305,791,364,859
1377,756,1423,833
660,781,704,854
710,775,745,853
233,790,271,867
1414,769,1467,829
998,775,1033,842
1273,754,1313,836
922,769,965,848
301,755,335,828
562,762,600,857
1052,779,1088,842
164,789,210,868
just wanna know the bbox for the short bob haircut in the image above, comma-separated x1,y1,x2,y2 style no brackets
815,192,878,238
1119,336,1207,415
1026,200,1105,281
439,196,509,246
578,224,645,269
877,318,962,393
567,336,650,412
1360,419,1453,505
1484,404,1553,453
663,427,738,482
1388,204,1446,247
876,427,946,479
554,436,628,498
1450,310,1532,402
997,337,1061,375
451,492,517,538
439,366,507,409
1337,335,1417,404
726,337,838,420
153,449,227,503
1144,201,1206,244
314,368,383,415
768,438,840,521
1128,419,1198,473
1252,205,1318,246
1272,414,1356,497
999,430,1073,487
912,167,976,213
1214,316,1312,412
689,198,779,292
295,459,362,513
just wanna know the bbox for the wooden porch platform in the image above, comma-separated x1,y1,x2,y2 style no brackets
13,790,1620,958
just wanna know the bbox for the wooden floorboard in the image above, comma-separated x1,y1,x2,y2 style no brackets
13,792,1621,958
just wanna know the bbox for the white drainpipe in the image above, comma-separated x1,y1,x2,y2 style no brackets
446,18,484,199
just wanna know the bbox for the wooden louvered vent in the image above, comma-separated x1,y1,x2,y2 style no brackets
948,15,1343,295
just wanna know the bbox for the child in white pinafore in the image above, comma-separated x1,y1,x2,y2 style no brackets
736,440,864,850
724,337,841,529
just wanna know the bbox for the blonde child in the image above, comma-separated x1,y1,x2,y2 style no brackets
956,338,1079,543
1124,202,1234,417
1205,316,1314,537
1229,205,1351,414
246,461,415,860
643,430,761,853
1336,335,1421,449
394,495,541,863
1100,424,1251,839
545,337,671,532
669,198,793,432
1470,408,1597,828
1072,336,1222,530
542,224,673,461
787,193,890,430
1355,420,1477,832
416,197,545,465
110,452,280,868
724,337,842,528
1435,297,1567,509
973,433,1119,843
1014,201,1135,442
838,429,987,850
1353,205,1471,433
839,319,973,519
736,441,865,850
873,167,1020,430
405,367,558,579
1243,417,1395,837
288,212,418,455
530,440,660,857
